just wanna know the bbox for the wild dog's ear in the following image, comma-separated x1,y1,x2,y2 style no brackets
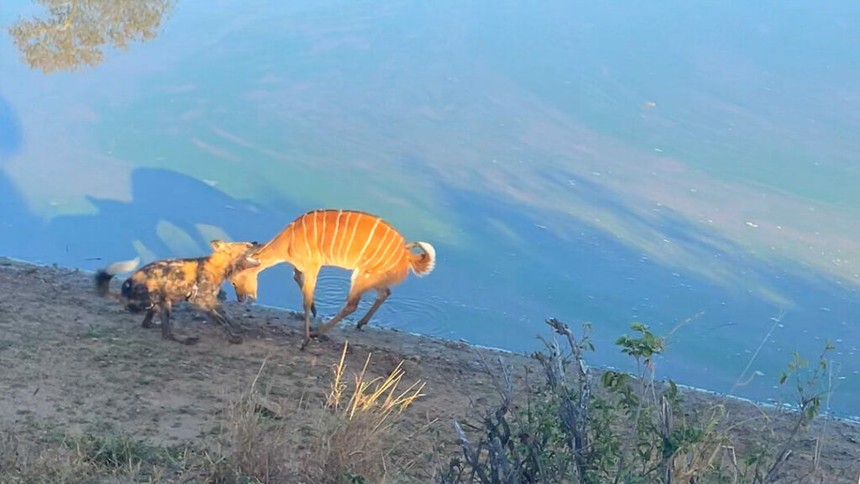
210,239,226,250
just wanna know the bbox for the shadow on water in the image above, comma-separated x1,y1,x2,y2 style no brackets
0,166,303,269
7,0,176,74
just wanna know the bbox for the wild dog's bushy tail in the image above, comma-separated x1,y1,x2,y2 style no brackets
95,257,140,298
406,241,436,277
94,270,114,297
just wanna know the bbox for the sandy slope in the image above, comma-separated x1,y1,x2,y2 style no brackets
0,256,858,482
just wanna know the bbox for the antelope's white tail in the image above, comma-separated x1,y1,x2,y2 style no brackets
407,241,435,277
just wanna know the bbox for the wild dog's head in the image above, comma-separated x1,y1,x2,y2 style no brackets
208,240,261,276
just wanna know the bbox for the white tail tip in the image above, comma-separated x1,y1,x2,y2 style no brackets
104,257,141,276
413,241,436,276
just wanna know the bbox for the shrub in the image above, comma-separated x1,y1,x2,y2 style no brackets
440,318,835,484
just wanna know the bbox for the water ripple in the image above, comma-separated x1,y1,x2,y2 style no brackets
310,270,450,334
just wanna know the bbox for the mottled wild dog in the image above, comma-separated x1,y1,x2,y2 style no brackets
95,240,261,345
229,209,436,349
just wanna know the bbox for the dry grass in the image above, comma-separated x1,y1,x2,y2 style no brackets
0,432,98,484
0,422,190,483
204,356,295,483
326,340,426,423
306,340,430,483
0,343,433,484
207,341,431,484
2,261,858,483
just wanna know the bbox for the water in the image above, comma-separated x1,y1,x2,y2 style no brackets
2,0,859,419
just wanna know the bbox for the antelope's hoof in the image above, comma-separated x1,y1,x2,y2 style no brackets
228,334,244,345
308,332,330,342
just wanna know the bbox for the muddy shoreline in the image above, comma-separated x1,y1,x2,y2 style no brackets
1,256,858,482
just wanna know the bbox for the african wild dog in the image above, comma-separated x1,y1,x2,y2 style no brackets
95,240,260,345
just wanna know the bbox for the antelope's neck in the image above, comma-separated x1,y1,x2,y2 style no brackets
251,230,293,268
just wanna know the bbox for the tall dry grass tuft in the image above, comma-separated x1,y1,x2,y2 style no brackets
208,343,429,483
327,340,426,422
307,340,428,483
207,356,295,483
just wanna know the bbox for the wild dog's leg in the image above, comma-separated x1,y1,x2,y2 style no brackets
159,303,173,340
293,268,316,317
355,287,391,331
159,304,178,342
141,308,157,329
160,301,199,345
204,308,244,345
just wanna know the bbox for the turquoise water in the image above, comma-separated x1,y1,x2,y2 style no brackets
2,0,859,418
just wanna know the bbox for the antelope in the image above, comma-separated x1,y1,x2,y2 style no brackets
229,209,436,349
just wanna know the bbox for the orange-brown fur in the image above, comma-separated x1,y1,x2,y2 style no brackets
229,209,436,349
95,240,260,345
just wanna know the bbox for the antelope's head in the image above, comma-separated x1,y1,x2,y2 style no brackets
229,262,262,303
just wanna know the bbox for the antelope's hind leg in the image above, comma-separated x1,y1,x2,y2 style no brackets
355,287,391,331
305,285,365,347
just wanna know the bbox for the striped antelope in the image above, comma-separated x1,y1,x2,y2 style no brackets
229,209,436,349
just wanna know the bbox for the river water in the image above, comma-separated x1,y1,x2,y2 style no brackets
1,0,859,419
